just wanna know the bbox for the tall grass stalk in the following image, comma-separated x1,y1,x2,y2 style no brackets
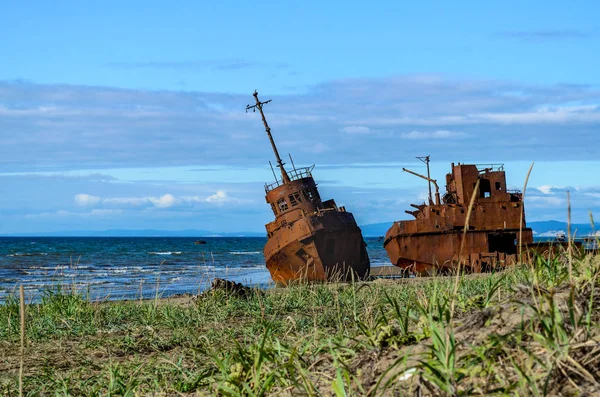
519,162,534,264
567,190,573,282
451,178,479,319
19,284,25,397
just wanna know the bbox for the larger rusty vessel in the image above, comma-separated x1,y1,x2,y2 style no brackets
247,91,370,285
384,162,533,274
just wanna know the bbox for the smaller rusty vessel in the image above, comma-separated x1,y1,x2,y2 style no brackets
384,161,533,274
247,91,370,285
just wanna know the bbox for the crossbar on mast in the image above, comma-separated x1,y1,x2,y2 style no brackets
246,90,290,184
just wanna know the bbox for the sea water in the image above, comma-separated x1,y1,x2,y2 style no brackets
0,237,390,302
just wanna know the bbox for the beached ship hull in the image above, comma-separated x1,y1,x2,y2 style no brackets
384,163,533,274
247,90,370,286
265,211,369,284
385,227,533,274
264,174,370,285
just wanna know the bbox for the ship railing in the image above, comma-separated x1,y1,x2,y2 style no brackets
264,165,315,192
476,163,505,172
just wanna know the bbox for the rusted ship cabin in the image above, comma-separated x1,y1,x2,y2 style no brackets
384,163,533,273
247,91,370,285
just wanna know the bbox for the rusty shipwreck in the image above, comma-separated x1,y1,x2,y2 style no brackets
247,91,370,285
384,162,533,274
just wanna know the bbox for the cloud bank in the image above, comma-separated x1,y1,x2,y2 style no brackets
1,75,599,172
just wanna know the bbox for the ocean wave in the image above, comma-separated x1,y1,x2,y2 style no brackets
370,261,391,267
25,265,70,270
7,252,49,257
147,252,182,255
229,251,261,255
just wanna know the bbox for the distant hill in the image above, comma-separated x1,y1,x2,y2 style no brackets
2,220,596,238
358,220,598,238
359,222,393,237
528,221,596,238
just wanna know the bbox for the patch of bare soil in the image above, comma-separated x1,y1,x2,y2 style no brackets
300,282,600,396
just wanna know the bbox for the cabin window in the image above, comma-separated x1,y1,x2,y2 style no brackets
295,248,307,261
303,188,315,201
289,192,302,207
479,179,492,198
277,198,288,212
495,182,502,191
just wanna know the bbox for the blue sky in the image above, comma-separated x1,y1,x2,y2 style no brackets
1,1,599,234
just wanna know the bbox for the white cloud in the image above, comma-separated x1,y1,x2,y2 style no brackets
535,185,580,195
310,142,328,154
473,105,600,125
527,196,565,208
401,130,467,140
74,191,240,208
89,209,123,216
2,77,600,172
25,209,122,218
103,197,149,206
150,194,176,208
537,185,557,195
74,193,101,207
205,190,229,203
340,125,372,134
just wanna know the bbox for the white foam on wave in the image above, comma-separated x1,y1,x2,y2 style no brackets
26,265,70,270
229,251,261,255
148,251,182,255
370,261,391,267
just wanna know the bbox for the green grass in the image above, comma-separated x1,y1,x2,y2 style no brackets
1,248,599,396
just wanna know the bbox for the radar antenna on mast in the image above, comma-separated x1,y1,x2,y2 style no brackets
246,90,290,183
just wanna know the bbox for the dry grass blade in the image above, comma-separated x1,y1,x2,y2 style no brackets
519,162,534,263
567,190,573,282
451,178,480,319
19,284,25,397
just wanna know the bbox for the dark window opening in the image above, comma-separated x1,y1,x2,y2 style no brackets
302,188,315,201
295,248,307,261
479,179,492,198
277,198,288,212
313,189,321,201
289,192,302,207
495,182,502,191
489,233,517,254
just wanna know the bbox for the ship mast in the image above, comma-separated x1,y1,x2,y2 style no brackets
416,155,432,205
246,90,290,183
